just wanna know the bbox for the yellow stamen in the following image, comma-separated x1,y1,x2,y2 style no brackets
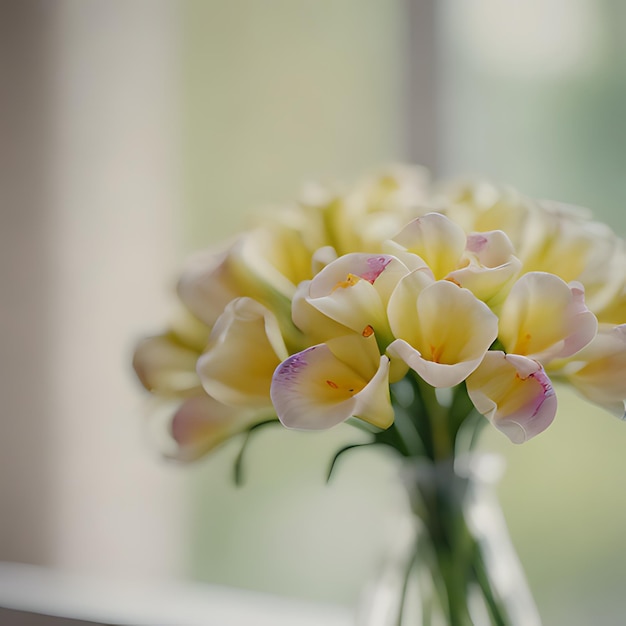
333,273,361,291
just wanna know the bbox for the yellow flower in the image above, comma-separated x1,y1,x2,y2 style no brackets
386,212,467,279
434,179,542,261
271,334,393,430
498,272,597,363
554,324,626,419
446,230,521,307
197,297,289,407
176,244,244,329
387,275,498,387
305,164,430,256
301,252,410,348
386,213,521,306
133,332,202,397
133,321,270,463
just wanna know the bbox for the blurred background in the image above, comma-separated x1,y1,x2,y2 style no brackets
1,1,625,624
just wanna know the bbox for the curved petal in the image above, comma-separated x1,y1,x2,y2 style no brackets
388,280,498,386
306,253,409,342
498,272,598,362
389,212,467,279
291,280,353,343
230,225,313,300
447,230,522,305
197,298,289,407
176,245,241,328
132,333,201,396
466,351,557,443
168,394,264,462
387,338,485,388
560,324,626,418
271,335,393,430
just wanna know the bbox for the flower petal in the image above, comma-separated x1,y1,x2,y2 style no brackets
388,212,467,279
387,339,485,388
305,253,409,342
271,335,393,430
133,333,201,396
388,280,498,387
197,298,289,407
466,351,557,443
176,245,241,328
559,324,626,418
498,272,598,362
169,394,264,462
291,280,353,343
447,230,522,306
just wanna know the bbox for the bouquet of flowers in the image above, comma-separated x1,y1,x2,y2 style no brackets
133,166,626,625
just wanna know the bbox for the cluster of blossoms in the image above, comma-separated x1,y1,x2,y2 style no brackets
133,166,626,463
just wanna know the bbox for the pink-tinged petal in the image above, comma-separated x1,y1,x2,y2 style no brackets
498,272,598,363
389,212,467,279
388,280,498,387
466,352,557,443
271,336,393,430
197,298,289,407
306,253,409,341
447,230,522,305
132,334,201,396
560,324,626,418
309,253,409,303
168,394,263,462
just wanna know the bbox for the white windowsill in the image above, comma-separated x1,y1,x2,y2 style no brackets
0,562,353,626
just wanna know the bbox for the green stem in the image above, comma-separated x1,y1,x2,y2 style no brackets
414,375,453,461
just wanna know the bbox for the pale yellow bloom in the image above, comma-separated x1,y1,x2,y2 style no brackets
434,179,544,261
386,212,467,279
271,334,393,430
133,323,268,463
386,213,521,306
498,272,597,363
554,324,626,418
229,224,314,301
522,202,623,312
176,244,243,329
133,333,202,397
387,276,498,387
447,230,522,306
303,253,411,347
592,244,626,324
304,165,430,256
437,181,625,317
197,297,289,407
291,279,354,344
134,166,626,455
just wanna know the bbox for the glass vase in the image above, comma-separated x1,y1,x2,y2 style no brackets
355,454,541,626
